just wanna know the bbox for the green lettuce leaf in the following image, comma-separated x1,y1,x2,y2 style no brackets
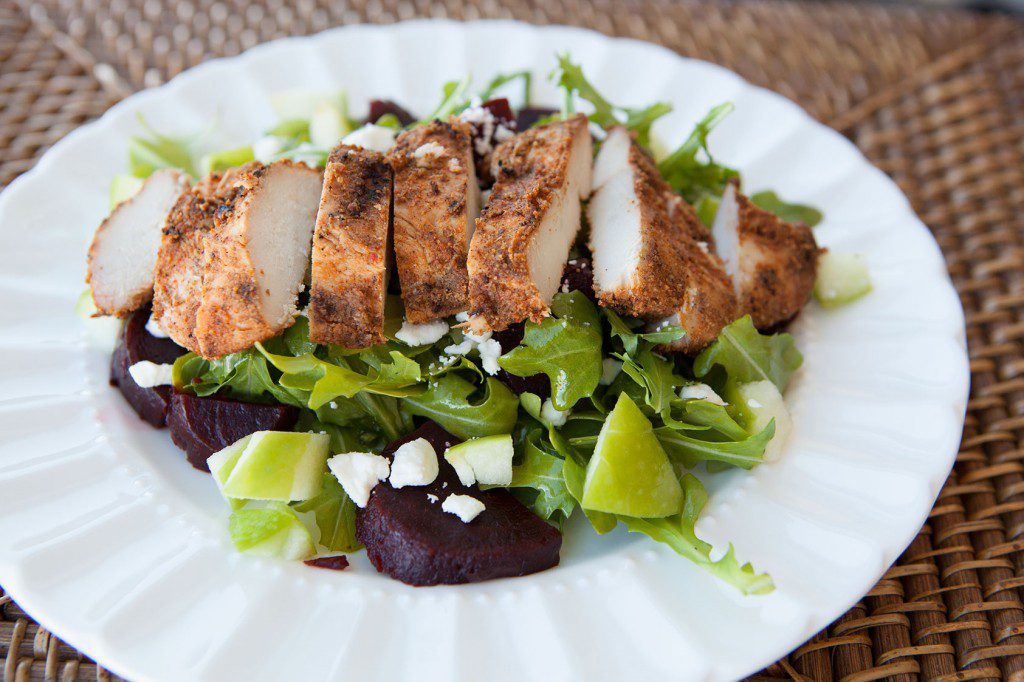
602,309,685,356
499,291,603,410
291,472,362,553
657,103,738,204
750,190,823,228
504,432,575,520
616,347,686,414
693,316,802,392
401,375,518,440
620,474,774,595
479,70,532,105
128,115,198,178
420,75,472,124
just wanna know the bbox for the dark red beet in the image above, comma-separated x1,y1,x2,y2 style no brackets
304,556,350,571
167,391,299,472
356,422,562,586
481,98,515,126
109,305,187,427
366,100,416,127
515,106,558,131
561,257,596,302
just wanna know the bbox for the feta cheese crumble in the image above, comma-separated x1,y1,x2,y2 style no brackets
341,124,397,153
441,494,486,523
600,358,623,386
541,399,570,427
388,438,439,488
476,338,503,376
127,360,174,388
145,314,169,338
412,140,446,160
327,452,390,507
395,318,449,346
679,383,727,406
427,494,439,504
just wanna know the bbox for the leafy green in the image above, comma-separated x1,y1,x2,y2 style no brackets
504,432,575,520
402,375,518,440
200,145,254,175
479,70,532,105
292,473,361,553
665,398,749,441
617,348,686,414
172,349,305,407
562,450,617,534
621,475,774,594
551,54,671,146
694,316,803,392
657,103,738,204
420,75,472,124
750,190,823,228
128,115,198,178
602,309,685,356
499,292,603,410
655,421,774,470
374,113,402,130
266,118,311,142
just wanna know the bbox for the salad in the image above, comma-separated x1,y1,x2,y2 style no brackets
82,55,871,593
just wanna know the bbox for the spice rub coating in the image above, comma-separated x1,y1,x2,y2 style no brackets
388,120,480,323
308,144,394,348
467,114,592,333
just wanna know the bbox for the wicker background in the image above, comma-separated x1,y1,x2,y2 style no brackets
2,0,1023,679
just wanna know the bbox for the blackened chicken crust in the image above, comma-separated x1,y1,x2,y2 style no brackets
388,120,477,323
308,145,393,348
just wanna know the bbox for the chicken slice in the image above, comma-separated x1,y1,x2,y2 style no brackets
308,145,393,348
152,167,249,352
467,114,592,333
191,160,323,358
87,169,190,317
587,127,738,354
388,120,480,323
712,180,821,330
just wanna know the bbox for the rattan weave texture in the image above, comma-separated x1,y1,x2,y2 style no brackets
1,0,1022,680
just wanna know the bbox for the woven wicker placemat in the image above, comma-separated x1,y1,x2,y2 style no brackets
2,0,1023,679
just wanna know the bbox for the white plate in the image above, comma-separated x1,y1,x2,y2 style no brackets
0,19,968,682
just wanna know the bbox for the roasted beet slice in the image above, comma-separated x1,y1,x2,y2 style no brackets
366,99,416,127
109,305,186,427
515,106,558,131
561,257,596,302
356,422,562,585
481,97,515,126
167,391,299,472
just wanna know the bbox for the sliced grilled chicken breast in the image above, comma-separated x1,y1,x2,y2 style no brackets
588,127,738,354
467,114,592,333
388,120,480,323
308,145,393,348
153,167,248,352
192,160,323,358
712,181,821,330
87,169,190,317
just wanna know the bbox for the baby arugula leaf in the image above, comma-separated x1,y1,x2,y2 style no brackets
616,348,686,415
129,114,199,178
503,432,576,521
750,190,823,228
499,292,603,411
291,472,362,553
401,375,518,440
551,54,671,147
655,421,774,470
620,474,774,595
657,102,738,204
419,75,473,124
602,308,686,356
478,70,532,105
693,315,803,392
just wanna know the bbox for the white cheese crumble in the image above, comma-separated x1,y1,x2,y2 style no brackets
412,140,446,160
145,314,169,338
464,329,492,343
679,383,727,406
388,438,439,488
441,494,486,523
427,493,439,504
455,311,470,323
696,241,710,255
447,157,462,172
600,358,623,386
252,135,285,163
127,361,174,388
395,318,449,346
541,399,570,427
458,99,514,157
476,338,503,376
341,124,397,153
327,452,390,507
443,339,474,356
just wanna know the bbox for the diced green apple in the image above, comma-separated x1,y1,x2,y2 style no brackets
735,381,791,462
109,174,145,209
229,503,315,560
309,101,353,149
814,252,872,308
444,435,514,487
581,393,683,518
207,431,330,503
